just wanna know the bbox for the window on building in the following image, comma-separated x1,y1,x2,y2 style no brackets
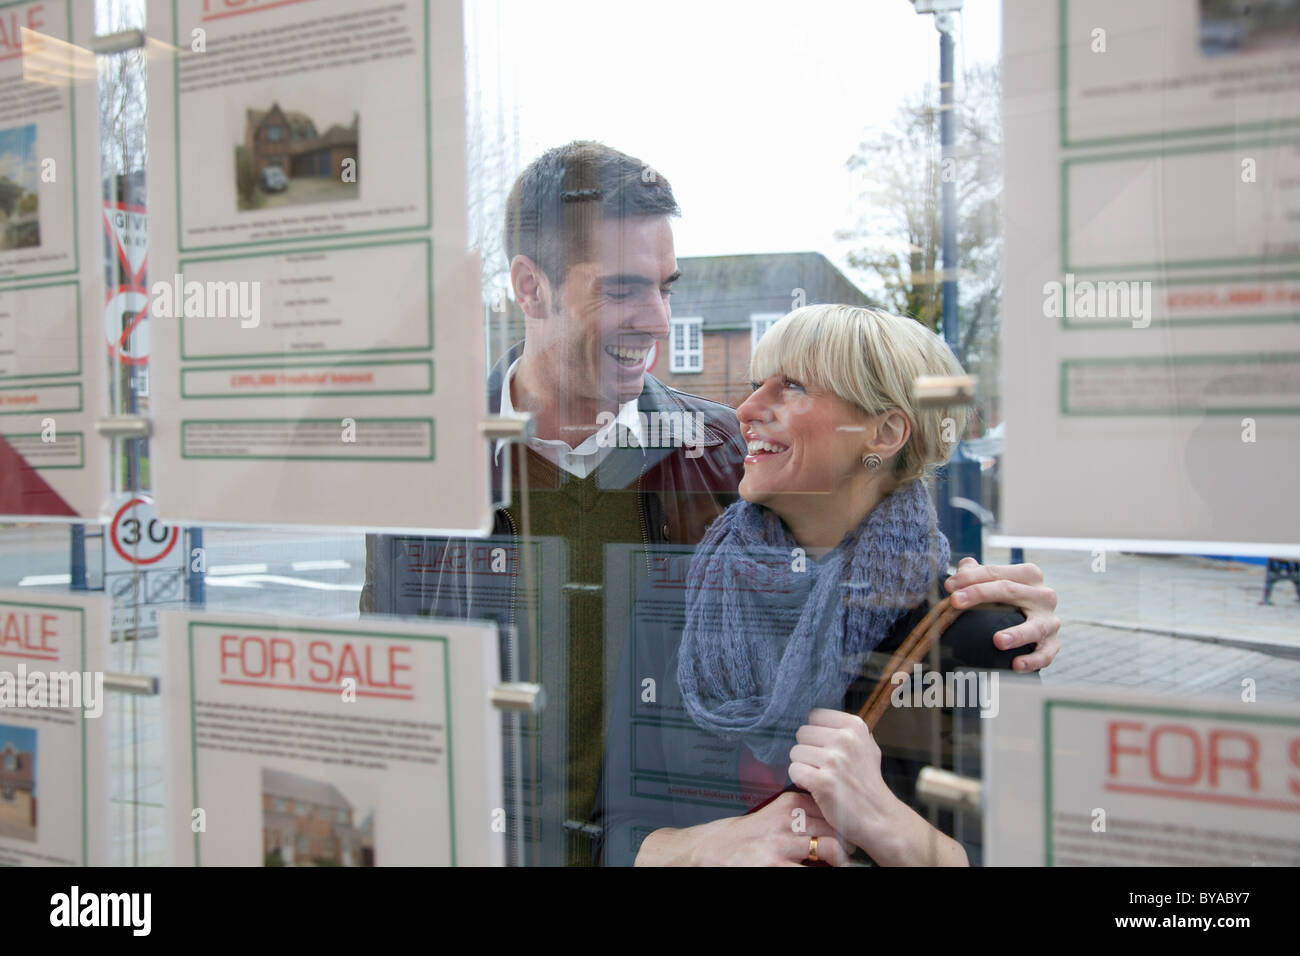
670,317,703,373
2,787,13,802
2,750,14,771
272,798,287,813
297,834,310,857
265,126,283,142
295,801,309,816
336,808,348,824
751,312,783,350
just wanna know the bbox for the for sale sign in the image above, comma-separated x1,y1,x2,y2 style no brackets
984,682,1300,865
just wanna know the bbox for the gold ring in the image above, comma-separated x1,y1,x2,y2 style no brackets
807,836,819,862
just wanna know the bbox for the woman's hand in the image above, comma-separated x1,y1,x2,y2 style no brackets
945,556,1061,671
788,708,968,867
634,790,854,866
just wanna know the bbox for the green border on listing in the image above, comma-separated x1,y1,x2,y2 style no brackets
0,0,80,285
1058,270,1300,331
0,597,87,865
1060,136,1300,274
180,359,433,400
0,431,85,468
0,281,82,380
0,382,82,416
1058,352,1300,416
176,237,433,361
171,0,432,254
1058,0,1300,149
179,417,435,461
1043,699,1300,866
186,620,457,867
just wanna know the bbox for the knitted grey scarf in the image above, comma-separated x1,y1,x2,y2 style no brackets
677,479,949,764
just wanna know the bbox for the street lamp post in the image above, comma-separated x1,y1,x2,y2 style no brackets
911,1,963,352
910,0,984,565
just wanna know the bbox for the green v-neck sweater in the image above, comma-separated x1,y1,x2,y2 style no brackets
505,445,647,865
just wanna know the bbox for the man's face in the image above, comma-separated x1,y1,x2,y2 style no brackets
538,215,678,407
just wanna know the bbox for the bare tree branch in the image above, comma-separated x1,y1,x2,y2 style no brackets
839,64,1004,431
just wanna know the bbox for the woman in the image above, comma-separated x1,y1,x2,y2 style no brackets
632,304,1032,866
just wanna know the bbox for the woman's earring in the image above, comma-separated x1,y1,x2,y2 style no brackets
862,453,882,472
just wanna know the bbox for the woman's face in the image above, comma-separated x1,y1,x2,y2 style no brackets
736,374,872,514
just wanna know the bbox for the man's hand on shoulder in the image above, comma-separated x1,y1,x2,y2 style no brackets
944,556,1060,672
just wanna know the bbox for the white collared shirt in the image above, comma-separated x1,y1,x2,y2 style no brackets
494,357,645,479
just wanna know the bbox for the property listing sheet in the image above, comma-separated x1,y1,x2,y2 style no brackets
162,609,503,866
998,0,1300,552
146,0,489,532
367,532,569,865
985,681,1300,866
0,588,109,866
0,0,107,521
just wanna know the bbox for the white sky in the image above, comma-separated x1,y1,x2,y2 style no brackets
483,0,1001,274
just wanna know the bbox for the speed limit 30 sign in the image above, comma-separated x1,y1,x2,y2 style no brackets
109,496,179,566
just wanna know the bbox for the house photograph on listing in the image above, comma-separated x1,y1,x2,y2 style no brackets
261,767,375,867
236,102,359,212
0,725,37,842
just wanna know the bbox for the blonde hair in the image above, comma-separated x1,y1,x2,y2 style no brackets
749,304,967,482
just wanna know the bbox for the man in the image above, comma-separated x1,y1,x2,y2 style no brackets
362,141,1061,864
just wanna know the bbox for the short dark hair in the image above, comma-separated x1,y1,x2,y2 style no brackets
504,141,680,285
